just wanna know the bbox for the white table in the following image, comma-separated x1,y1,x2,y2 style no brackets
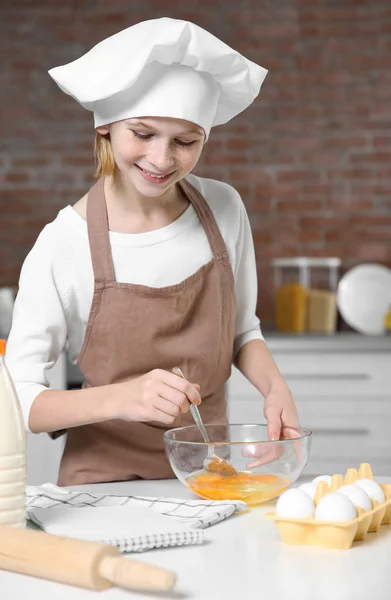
2,477,391,600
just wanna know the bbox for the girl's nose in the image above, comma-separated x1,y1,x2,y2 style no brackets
146,140,175,173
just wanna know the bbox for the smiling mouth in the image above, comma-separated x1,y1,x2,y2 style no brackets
135,165,175,180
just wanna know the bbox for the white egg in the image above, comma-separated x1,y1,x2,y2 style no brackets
337,484,372,511
276,488,315,519
312,475,332,486
354,478,385,503
299,482,318,500
315,492,357,522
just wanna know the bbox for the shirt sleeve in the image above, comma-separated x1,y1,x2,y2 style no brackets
6,225,68,433
233,196,264,357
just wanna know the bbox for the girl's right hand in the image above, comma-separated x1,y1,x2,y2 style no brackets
115,369,201,425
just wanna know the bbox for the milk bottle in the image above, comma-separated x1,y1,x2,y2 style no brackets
0,339,26,527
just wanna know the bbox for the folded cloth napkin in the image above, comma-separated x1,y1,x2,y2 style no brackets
26,483,247,553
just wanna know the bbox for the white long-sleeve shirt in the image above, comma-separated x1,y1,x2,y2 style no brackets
6,174,264,432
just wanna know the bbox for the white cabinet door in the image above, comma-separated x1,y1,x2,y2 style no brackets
274,352,391,397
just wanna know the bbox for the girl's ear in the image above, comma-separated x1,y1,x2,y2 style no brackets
96,125,110,135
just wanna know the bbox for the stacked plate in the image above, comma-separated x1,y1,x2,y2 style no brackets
337,263,391,335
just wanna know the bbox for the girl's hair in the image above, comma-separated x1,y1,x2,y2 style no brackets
94,132,117,178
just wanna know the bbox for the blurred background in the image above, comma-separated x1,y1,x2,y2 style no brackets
1,0,390,328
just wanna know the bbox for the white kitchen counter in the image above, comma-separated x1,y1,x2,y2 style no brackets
263,331,391,353
2,477,391,600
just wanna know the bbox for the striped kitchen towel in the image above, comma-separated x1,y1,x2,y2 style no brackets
26,483,247,553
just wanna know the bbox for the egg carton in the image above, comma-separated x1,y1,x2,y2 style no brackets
265,463,391,550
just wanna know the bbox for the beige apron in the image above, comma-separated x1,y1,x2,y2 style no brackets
57,177,236,486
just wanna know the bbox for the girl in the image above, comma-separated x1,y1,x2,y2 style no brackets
7,17,299,486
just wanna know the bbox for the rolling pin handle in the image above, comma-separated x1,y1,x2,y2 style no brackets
99,555,176,591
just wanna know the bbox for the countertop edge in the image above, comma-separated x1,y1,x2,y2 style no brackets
263,332,391,352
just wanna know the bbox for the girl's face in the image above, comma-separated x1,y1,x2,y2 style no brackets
97,117,205,197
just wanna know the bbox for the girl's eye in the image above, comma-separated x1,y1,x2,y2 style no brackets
175,140,196,147
131,130,196,147
132,131,153,140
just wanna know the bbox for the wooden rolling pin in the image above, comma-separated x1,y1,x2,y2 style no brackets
0,524,176,592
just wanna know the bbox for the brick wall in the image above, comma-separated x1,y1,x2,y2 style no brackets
1,1,390,326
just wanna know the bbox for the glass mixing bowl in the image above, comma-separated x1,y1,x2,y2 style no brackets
164,423,312,505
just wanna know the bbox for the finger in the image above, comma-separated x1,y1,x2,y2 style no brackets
193,383,201,391
264,405,282,441
159,385,192,413
150,406,178,426
163,370,202,405
246,453,283,469
283,423,301,438
282,407,300,432
243,443,284,469
154,396,183,418
280,419,303,464
242,444,281,458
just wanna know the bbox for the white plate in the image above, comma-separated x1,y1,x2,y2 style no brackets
337,263,391,335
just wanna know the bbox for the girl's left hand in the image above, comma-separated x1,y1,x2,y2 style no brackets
263,384,300,442
242,385,300,469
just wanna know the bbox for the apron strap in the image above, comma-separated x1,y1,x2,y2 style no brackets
86,178,115,283
179,179,228,258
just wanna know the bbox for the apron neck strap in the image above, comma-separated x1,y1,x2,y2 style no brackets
86,178,115,283
178,179,228,257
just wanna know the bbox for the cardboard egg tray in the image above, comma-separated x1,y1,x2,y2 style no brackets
265,463,391,550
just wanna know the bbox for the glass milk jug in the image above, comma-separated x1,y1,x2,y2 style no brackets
0,339,26,527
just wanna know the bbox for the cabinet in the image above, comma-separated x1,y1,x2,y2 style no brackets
226,334,391,477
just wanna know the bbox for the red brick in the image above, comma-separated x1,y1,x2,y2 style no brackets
276,170,320,183
229,167,267,183
277,199,323,212
324,136,369,149
4,172,31,183
204,153,247,166
0,189,46,204
346,199,374,211
299,149,346,165
300,230,323,243
298,56,324,70
302,184,332,195
294,137,320,150
12,158,51,167
253,231,273,244
374,185,391,195
355,229,391,242
350,152,391,163
350,215,391,228
349,244,390,262
300,216,349,230
62,156,95,167
226,139,253,151
251,196,272,213
272,215,300,232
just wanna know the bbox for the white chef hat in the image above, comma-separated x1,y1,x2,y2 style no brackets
48,17,267,140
